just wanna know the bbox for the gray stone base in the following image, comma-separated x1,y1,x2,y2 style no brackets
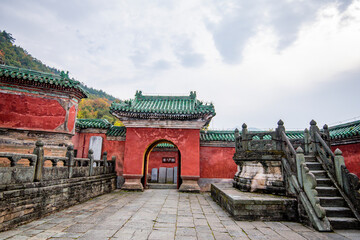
211,183,298,221
179,180,200,193
121,178,144,191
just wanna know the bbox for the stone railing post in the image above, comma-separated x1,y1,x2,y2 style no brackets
66,145,74,178
102,151,108,174
304,128,310,154
234,128,241,152
309,120,319,153
323,124,331,148
276,119,285,150
334,148,345,189
241,123,248,150
33,140,44,182
296,147,305,188
88,149,94,176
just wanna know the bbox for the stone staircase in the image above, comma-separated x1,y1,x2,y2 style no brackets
304,155,359,229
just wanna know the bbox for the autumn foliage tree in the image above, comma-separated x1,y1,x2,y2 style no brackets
77,97,123,126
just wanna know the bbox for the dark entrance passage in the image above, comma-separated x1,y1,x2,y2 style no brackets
142,139,182,189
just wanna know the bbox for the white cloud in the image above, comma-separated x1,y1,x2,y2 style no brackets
1,0,359,129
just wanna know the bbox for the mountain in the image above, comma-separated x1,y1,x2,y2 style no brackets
0,30,122,125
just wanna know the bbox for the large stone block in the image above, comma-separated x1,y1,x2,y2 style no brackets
166,168,174,183
159,167,166,183
89,136,103,160
174,167,178,184
151,168,158,182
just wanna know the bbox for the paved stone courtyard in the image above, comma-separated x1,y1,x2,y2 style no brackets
1,190,359,240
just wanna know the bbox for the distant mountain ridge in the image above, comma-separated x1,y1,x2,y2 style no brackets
0,30,122,125
0,30,117,101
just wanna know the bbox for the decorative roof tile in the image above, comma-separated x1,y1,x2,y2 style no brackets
329,120,360,139
106,126,126,137
200,130,235,142
156,143,175,148
0,64,87,98
110,91,215,121
76,119,112,129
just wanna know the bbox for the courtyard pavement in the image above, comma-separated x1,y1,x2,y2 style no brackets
0,189,359,240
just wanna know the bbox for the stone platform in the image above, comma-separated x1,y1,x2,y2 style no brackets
211,183,298,221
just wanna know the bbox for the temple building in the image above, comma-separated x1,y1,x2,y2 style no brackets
0,65,87,158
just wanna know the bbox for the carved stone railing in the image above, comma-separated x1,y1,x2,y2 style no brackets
233,120,333,231
233,121,286,194
0,141,116,185
309,121,360,218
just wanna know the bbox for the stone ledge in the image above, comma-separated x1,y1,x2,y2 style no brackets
211,183,298,221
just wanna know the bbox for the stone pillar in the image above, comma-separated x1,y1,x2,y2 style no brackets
103,151,108,174
89,149,94,176
323,124,331,148
304,128,310,154
179,176,200,193
66,145,74,178
241,123,248,150
334,148,345,189
33,140,44,182
296,147,305,188
275,119,285,150
309,120,319,154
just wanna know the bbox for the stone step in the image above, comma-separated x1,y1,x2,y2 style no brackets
147,183,177,189
328,217,360,229
316,178,333,187
319,196,345,207
324,207,354,218
304,155,317,162
306,162,323,171
315,186,339,197
310,170,328,178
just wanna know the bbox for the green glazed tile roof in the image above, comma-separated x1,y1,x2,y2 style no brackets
0,64,87,98
110,91,215,121
156,143,175,148
329,120,360,139
106,126,127,137
76,119,112,129
200,130,235,142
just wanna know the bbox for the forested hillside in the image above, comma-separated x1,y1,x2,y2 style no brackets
0,30,122,125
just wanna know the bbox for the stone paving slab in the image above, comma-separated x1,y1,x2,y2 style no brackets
0,189,359,240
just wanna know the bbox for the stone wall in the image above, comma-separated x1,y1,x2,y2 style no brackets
0,142,117,232
0,174,116,232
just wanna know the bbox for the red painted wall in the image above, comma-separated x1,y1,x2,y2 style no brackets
72,132,125,176
147,150,179,174
200,146,236,178
332,143,360,178
123,127,200,178
67,105,76,132
0,92,66,131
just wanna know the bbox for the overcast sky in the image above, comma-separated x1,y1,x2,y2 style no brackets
1,0,360,130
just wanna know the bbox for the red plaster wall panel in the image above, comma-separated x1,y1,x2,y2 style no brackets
331,143,360,178
123,127,200,177
104,140,125,176
0,92,66,131
67,105,76,132
71,132,125,176
200,146,236,178
147,151,179,174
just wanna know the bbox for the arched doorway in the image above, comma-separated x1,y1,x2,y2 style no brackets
142,139,182,189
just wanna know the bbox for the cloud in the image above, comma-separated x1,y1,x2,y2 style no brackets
1,0,359,129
